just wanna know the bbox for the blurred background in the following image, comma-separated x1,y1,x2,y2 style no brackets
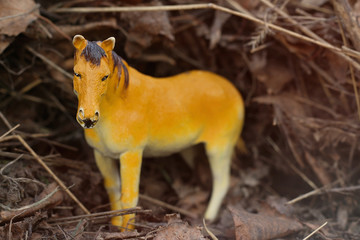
0,0,359,239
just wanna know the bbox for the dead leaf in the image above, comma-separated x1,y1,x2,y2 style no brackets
0,0,39,53
304,151,332,186
209,10,231,49
323,50,348,84
121,0,174,58
154,214,206,240
172,178,208,216
229,206,303,240
336,205,348,230
240,163,269,187
249,53,293,94
276,33,319,60
265,196,295,216
254,94,307,120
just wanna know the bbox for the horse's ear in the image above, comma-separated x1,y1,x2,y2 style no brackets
73,35,86,50
101,37,115,52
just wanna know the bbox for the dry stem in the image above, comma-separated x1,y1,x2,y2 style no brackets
303,222,327,240
139,194,198,219
52,3,360,72
0,112,90,215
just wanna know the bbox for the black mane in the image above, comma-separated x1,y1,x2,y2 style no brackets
112,51,129,89
81,41,106,66
80,41,129,89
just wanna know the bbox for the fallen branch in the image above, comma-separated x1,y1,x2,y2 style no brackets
0,182,63,224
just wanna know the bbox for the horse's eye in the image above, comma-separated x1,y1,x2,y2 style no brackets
74,72,81,78
102,75,109,81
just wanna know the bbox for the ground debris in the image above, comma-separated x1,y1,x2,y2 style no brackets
0,0,359,239
154,214,207,240
0,182,63,224
229,206,303,240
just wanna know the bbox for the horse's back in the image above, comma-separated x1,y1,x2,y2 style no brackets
178,70,244,145
142,69,244,148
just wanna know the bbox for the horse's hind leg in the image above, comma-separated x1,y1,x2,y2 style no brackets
204,142,233,220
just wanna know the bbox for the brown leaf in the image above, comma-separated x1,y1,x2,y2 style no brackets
229,206,303,240
209,10,231,49
249,53,293,94
154,214,206,240
323,51,348,84
304,151,332,186
172,178,208,216
254,94,307,119
276,33,319,60
265,196,295,216
0,0,38,53
121,0,174,58
336,205,348,230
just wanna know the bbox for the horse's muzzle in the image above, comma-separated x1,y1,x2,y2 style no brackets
77,108,99,128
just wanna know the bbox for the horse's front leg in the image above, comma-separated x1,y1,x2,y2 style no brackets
119,150,143,230
94,150,122,226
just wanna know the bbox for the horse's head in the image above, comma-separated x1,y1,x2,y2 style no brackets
72,35,115,128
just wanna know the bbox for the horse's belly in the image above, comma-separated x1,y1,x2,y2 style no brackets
143,130,200,158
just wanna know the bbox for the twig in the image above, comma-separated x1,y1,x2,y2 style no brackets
36,14,71,41
16,136,90,214
203,219,218,240
0,112,90,215
287,167,360,204
336,9,360,120
8,210,26,240
0,151,55,161
266,136,317,189
48,207,146,225
0,154,44,187
53,3,213,13
25,46,73,79
52,3,360,72
327,185,360,193
0,182,63,223
0,183,63,223
139,194,198,219
0,88,59,109
257,0,360,72
0,124,20,141
303,222,327,240
0,155,23,175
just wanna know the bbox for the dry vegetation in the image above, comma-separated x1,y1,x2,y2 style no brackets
0,0,360,239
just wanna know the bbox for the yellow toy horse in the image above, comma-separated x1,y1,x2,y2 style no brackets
72,35,244,230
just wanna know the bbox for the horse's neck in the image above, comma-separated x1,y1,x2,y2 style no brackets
106,58,128,95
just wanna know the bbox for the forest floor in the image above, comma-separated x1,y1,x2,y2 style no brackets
0,0,360,239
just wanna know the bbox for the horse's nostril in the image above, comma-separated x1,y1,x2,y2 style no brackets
94,111,100,121
79,108,85,118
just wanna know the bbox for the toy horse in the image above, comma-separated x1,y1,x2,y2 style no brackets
72,35,244,230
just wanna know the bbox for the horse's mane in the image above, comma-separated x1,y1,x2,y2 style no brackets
112,51,129,89
80,41,129,89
